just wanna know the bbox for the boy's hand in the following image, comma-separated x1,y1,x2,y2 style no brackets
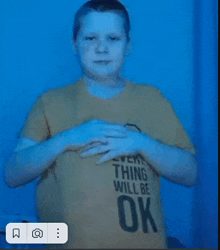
64,119,127,149
80,128,146,164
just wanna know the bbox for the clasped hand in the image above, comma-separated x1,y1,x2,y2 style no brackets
66,119,145,164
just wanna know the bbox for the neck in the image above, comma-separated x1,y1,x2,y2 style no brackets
82,75,125,89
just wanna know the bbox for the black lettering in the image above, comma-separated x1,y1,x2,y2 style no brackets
121,156,126,162
127,156,133,163
113,164,121,178
133,183,139,194
117,195,138,232
140,183,150,195
140,183,146,195
141,168,148,181
145,183,150,195
113,157,119,161
121,165,130,180
113,180,124,193
138,197,158,233
138,154,147,166
134,167,142,181
126,182,133,194
130,166,134,180
133,155,140,164
124,181,127,193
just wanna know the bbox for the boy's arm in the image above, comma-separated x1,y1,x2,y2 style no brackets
139,133,197,187
138,87,197,187
4,132,69,188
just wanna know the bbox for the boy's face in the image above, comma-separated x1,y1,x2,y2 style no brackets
72,11,131,81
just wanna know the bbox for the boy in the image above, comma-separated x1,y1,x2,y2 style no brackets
5,0,197,248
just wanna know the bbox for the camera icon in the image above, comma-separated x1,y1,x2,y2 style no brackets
32,228,43,238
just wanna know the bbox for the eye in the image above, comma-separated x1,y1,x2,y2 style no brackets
110,37,120,41
85,37,95,41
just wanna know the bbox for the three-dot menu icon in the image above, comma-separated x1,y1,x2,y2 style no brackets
57,228,59,238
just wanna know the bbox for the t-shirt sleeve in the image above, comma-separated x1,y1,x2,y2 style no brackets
145,88,197,155
18,94,50,142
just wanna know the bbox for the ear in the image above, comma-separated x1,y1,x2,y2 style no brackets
72,40,77,54
125,39,132,56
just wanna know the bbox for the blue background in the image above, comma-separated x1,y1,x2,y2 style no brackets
0,0,218,248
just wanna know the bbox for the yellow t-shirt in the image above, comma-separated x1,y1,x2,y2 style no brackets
18,78,196,249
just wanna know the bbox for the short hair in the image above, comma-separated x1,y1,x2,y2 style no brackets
73,0,131,42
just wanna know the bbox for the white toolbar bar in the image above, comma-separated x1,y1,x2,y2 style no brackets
6,223,68,244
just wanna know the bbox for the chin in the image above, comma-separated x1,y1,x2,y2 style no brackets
85,68,118,79
91,72,116,80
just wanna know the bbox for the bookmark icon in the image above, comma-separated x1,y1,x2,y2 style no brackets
12,228,20,238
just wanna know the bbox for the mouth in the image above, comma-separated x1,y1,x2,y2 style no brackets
94,60,111,65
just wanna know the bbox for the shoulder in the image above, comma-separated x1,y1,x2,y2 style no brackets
40,82,79,105
129,80,165,101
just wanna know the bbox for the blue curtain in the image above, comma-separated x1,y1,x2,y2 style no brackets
193,0,218,248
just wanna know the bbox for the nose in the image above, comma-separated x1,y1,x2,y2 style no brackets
95,40,109,53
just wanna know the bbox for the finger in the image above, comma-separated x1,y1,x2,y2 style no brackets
81,146,110,157
95,120,127,132
92,119,127,133
100,130,127,138
96,150,120,164
89,137,108,145
82,141,104,151
100,125,127,133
